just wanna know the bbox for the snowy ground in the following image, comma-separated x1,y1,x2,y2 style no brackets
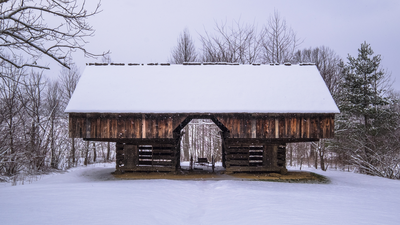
1,163,399,225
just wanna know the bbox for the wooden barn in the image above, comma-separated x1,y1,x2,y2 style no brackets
65,63,339,174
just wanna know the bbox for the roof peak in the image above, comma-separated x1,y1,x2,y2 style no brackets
85,62,316,67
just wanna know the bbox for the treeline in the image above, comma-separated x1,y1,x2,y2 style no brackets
0,63,115,182
171,13,400,179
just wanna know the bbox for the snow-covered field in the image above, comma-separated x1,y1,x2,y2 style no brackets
1,163,399,225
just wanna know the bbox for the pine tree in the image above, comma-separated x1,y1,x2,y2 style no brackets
335,42,400,177
339,42,391,131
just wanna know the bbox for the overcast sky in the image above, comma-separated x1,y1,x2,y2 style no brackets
55,0,400,90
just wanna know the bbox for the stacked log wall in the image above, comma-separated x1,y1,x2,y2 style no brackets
116,143,177,172
224,143,285,173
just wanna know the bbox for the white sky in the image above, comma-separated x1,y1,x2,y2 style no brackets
46,0,400,90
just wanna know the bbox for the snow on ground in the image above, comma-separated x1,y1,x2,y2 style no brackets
1,163,399,225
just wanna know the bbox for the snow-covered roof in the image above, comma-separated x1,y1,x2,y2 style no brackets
65,64,340,114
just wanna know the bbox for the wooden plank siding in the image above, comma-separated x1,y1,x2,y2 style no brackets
69,113,186,139
69,113,335,140
214,114,334,140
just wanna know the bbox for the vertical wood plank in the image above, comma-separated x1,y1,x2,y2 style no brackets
142,114,146,138
101,117,108,138
271,117,276,139
249,117,255,138
109,116,115,138
85,116,90,139
166,116,173,138
90,117,96,139
146,115,152,138
135,117,141,138
96,117,101,138
117,115,124,138
256,117,263,138
279,117,285,138
151,116,158,138
126,117,133,138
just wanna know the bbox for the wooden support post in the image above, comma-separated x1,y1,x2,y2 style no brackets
212,155,215,173
190,154,193,171
221,132,226,168
278,143,288,174
115,142,124,174
263,144,278,169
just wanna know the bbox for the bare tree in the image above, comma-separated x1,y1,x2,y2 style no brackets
0,0,106,70
0,63,25,175
200,20,262,64
261,11,302,64
22,71,47,172
101,54,112,64
170,28,197,63
59,63,81,107
59,63,81,167
45,80,61,168
293,46,343,99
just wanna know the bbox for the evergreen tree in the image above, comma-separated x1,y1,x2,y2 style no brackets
339,42,390,131
335,42,400,177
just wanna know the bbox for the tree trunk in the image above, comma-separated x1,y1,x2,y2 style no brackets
289,144,293,166
319,147,326,171
72,137,75,167
314,149,318,169
93,142,96,163
106,142,110,161
84,141,89,166
50,117,56,169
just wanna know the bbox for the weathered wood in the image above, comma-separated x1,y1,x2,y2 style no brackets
142,114,146,138
115,142,124,172
124,144,137,169
251,118,256,138
70,113,335,141
226,166,281,172
226,160,250,166
225,154,249,160
263,144,277,168
151,160,173,165
275,118,279,138
120,166,176,172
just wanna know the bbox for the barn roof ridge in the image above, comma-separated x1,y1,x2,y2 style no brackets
85,62,316,67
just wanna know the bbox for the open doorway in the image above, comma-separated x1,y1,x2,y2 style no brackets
179,119,223,171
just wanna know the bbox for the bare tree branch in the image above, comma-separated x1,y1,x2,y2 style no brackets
0,0,108,70
261,10,302,64
199,20,262,64
170,28,197,64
